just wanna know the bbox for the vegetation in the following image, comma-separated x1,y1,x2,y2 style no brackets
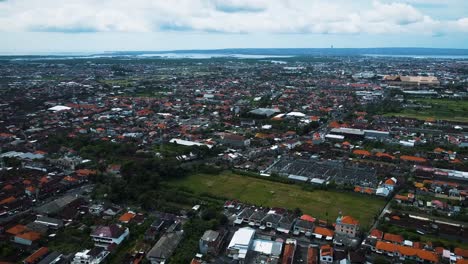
384,98,468,123
169,172,386,227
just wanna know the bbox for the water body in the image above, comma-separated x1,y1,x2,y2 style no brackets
137,53,293,59
364,54,468,59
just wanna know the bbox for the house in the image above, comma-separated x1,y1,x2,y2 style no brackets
71,247,109,264
34,216,64,229
90,224,129,248
261,213,282,229
383,233,404,244
320,244,333,264
281,239,297,264
36,251,64,264
307,244,319,264
227,227,255,262
249,210,267,227
14,231,41,246
277,215,295,234
294,219,314,235
199,230,226,255
313,227,334,241
24,247,49,264
335,215,359,238
221,133,250,148
146,231,184,264
235,207,255,224
369,229,383,240
118,212,136,224
374,241,439,263
251,239,283,259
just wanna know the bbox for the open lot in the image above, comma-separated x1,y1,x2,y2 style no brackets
385,98,468,123
169,172,386,227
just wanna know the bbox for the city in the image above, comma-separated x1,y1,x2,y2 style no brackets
0,53,467,264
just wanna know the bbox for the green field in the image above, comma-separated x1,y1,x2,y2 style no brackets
169,172,386,227
385,98,468,123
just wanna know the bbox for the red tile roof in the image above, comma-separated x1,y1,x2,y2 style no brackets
340,215,359,225
400,155,426,163
24,247,48,264
314,227,334,237
455,248,468,258
6,224,28,235
383,233,404,244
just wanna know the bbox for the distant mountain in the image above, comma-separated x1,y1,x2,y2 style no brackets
106,47,468,56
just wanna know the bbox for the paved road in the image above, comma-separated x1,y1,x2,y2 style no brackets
369,196,393,232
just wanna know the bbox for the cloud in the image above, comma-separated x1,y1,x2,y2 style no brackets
0,0,466,36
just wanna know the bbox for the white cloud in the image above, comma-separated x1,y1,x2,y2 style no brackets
0,0,466,35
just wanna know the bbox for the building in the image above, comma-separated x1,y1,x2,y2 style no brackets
71,247,109,264
34,216,64,229
293,217,315,235
320,244,333,264
146,231,184,264
383,75,440,86
335,215,359,238
24,247,49,264
281,239,297,264
90,224,129,248
199,230,226,255
307,244,319,264
227,227,255,262
221,133,250,148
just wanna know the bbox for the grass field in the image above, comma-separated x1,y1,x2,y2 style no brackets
385,98,468,123
169,172,386,227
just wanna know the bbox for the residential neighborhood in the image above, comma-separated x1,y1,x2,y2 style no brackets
0,52,467,264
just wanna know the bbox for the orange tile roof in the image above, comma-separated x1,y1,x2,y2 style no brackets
320,244,333,257
307,246,318,264
0,196,16,205
375,152,396,159
384,178,396,185
376,241,397,252
457,259,468,264
119,212,136,223
400,155,426,163
340,215,359,225
369,229,383,239
383,233,404,244
24,247,48,264
353,149,371,156
282,242,296,264
314,227,334,237
6,224,28,235
16,231,41,241
395,195,409,201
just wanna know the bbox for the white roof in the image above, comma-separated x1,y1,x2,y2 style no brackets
286,112,306,117
169,138,213,149
48,105,71,112
325,134,345,140
228,227,255,249
252,239,274,254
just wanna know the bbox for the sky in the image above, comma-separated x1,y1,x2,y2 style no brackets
1,0,468,54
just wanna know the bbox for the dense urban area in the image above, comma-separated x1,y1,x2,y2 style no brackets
0,54,467,264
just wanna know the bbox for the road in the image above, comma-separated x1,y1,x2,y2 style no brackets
369,196,393,232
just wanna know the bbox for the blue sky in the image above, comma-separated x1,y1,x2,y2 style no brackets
1,0,467,53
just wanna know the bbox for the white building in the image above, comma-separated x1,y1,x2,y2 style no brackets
227,227,255,262
90,224,129,248
71,248,109,264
